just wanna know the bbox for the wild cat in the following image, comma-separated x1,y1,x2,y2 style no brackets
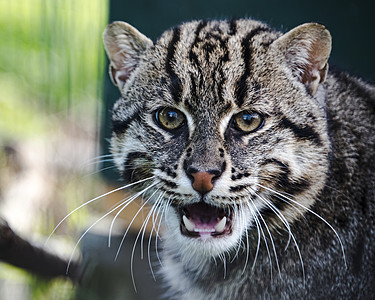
102,18,375,299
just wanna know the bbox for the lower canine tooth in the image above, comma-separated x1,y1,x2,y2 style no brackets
183,215,195,232
214,216,227,233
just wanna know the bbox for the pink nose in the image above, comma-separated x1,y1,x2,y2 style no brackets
190,172,215,194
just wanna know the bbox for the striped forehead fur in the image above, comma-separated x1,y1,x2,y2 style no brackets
153,19,279,111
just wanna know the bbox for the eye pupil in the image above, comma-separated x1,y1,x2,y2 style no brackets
166,111,178,122
155,107,185,130
233,111,263,133
242,113,255,124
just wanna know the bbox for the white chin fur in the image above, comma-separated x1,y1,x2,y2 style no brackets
162,205,254,259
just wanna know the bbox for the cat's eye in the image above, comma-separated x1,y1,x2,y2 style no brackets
233,111,264,133
155,107,186,131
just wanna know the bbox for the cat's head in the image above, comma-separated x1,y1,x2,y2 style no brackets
103,19,331,258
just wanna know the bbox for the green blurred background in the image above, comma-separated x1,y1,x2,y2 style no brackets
0,0,108,299
0,0,374,299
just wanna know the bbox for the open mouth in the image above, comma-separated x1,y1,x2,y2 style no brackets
178,202,233,238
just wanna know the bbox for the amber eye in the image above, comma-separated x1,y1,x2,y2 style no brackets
233,111,264,133
155,107,185,130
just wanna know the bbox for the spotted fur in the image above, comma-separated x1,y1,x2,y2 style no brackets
103,19,375,299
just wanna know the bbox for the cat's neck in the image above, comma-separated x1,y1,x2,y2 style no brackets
325,71,375,172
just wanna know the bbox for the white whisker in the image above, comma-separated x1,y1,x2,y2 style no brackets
46,176,155,245
65,195,136,274
83,154,118,166
253,188,304,281
242,224,250,273
155,197,171,266
113,182,159,261
217,253,227,279
129,190,163,292
87,158,116,166
240,202,251,274
85,165,117,177
148,191,165,268
223,254,227,279
257,183,347,267
251,188,292,248
144,192,165,281
147,192,166,281
140,190,162,259
246,200,273,279
107,181,157,247
249,205,261,272
230,204,243,263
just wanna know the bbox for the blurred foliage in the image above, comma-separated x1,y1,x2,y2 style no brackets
0,263,75,300
0,0,108,299
0,0,108,139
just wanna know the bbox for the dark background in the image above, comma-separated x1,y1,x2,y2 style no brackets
108,0,375,79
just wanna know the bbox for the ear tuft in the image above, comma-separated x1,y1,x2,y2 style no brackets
273,23,332,95
103,21,153,89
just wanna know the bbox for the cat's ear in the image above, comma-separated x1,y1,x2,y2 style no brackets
273,23,331,95
103,21,153,89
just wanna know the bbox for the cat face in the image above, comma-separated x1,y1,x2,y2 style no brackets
104,19,331,258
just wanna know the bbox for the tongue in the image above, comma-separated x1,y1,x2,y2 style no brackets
181,202,227,237
183,215,226,235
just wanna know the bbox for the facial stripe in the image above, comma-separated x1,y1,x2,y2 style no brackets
165,26,183,104
216,37,230,106
262,158,311,195
228,19,237,36
229,185,248,192
235,27,270,107
185,72,197,111
142,121,171,141
258,199,289,220
159,165,177,178
160,178,178,189
187,20,208,105
123,151,152,182
280,116,322,146
185,21,235,113
189,20,208,65
112,108,141,134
